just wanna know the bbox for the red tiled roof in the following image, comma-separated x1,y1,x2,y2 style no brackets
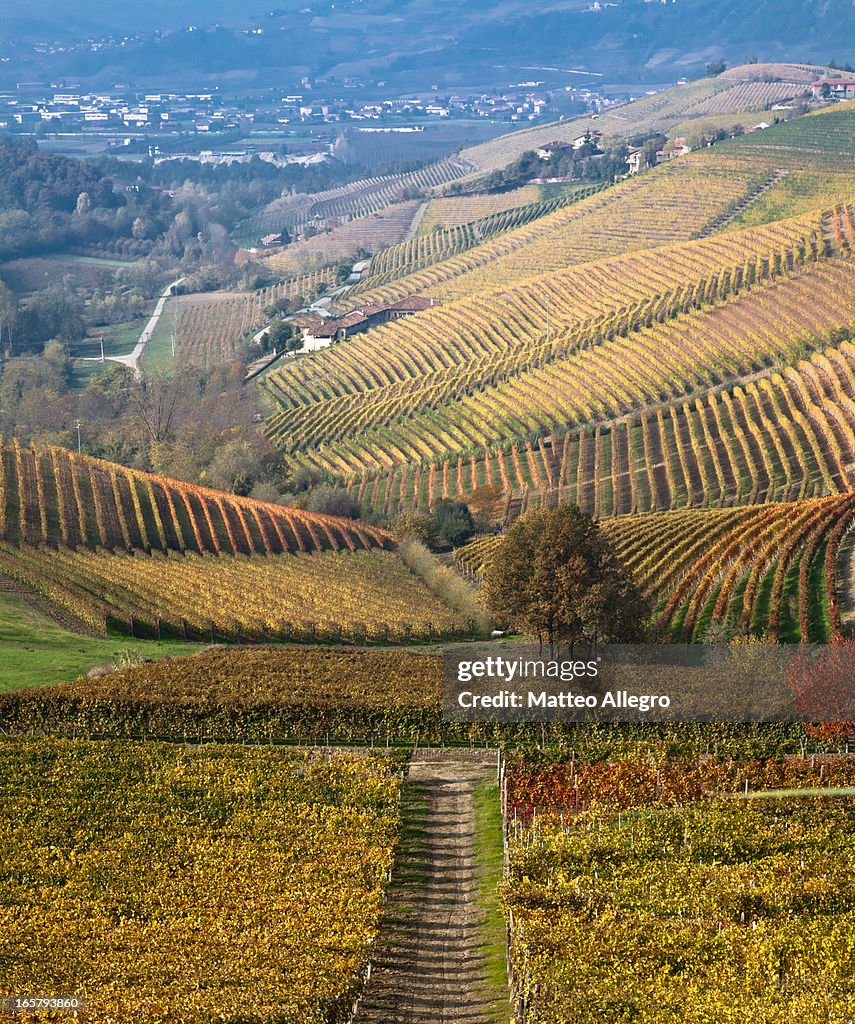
299,296,440,338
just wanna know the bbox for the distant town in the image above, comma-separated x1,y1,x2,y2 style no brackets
0,77,650,161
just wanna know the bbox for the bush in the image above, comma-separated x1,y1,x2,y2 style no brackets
431,498,474,548
305,484,363,519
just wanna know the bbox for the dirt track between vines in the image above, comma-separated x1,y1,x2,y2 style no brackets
358,750,498,1024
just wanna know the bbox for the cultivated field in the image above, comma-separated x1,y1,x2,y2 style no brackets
0,544,475,642
263,210,840,475
456,493,854,643
0,442,391,555
459,65,826,174
503,752,855,1022
172,269,334,367
0,740,400,1023
257,201,421,279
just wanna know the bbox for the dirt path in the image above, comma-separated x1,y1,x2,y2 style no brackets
359,749,499,1024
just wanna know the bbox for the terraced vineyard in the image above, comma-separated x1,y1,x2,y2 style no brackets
456,493,855,643
257,200,421,279
173,269,335,367
262,216,847,477
352,184,609,295
0,442,391,556
0,544,473,642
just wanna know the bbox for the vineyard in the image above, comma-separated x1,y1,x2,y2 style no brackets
417,186,543,232
459,65,820,175
237,155,474,244
0,647,445,743
678,79,811,116
348,302,855,521
608,493,855,643
334,104,855,314
172,269,335,367
0,739,400,1024
0,544,475,642
263,206,830,412
4,60,855,1024
256,200,421,280
456,493,855,643
719,103,855,171
718,63,829,82
262,224,851,480
351,184,609,295
0,442,391,556
344,158,781,308
502,754,855,1023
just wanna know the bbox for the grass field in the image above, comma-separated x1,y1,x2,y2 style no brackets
473,778,510,1022
0,590,194,691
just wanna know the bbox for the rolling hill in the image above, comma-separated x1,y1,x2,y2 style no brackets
0,442,484,642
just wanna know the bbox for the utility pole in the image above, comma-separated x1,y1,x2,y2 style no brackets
171,331,175,359
99,336,105,363
75,419,82,454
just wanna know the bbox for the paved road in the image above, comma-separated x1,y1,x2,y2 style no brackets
85,277,185,378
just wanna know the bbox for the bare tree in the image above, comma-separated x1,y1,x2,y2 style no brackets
126,367,199,446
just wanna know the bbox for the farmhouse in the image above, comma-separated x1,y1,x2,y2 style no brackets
298,297,439,351
811,77,855,100
536,140,573,159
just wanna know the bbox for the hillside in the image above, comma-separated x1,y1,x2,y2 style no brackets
456,493,855,642
459,63,827,176
0,442,489,642
347,102,855,309
262,208,843,470
0,440,390,556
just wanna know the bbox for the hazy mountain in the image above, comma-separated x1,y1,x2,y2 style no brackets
2,0,852,88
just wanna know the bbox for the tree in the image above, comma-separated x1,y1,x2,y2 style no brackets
207,439,266,496
431,498,474,548
705,59,728,77
483,505,647,649
392,510,433,544
304,484,362,519
0,281,17,353
126,367,198,447
263,318,297,354
786,641,855,726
